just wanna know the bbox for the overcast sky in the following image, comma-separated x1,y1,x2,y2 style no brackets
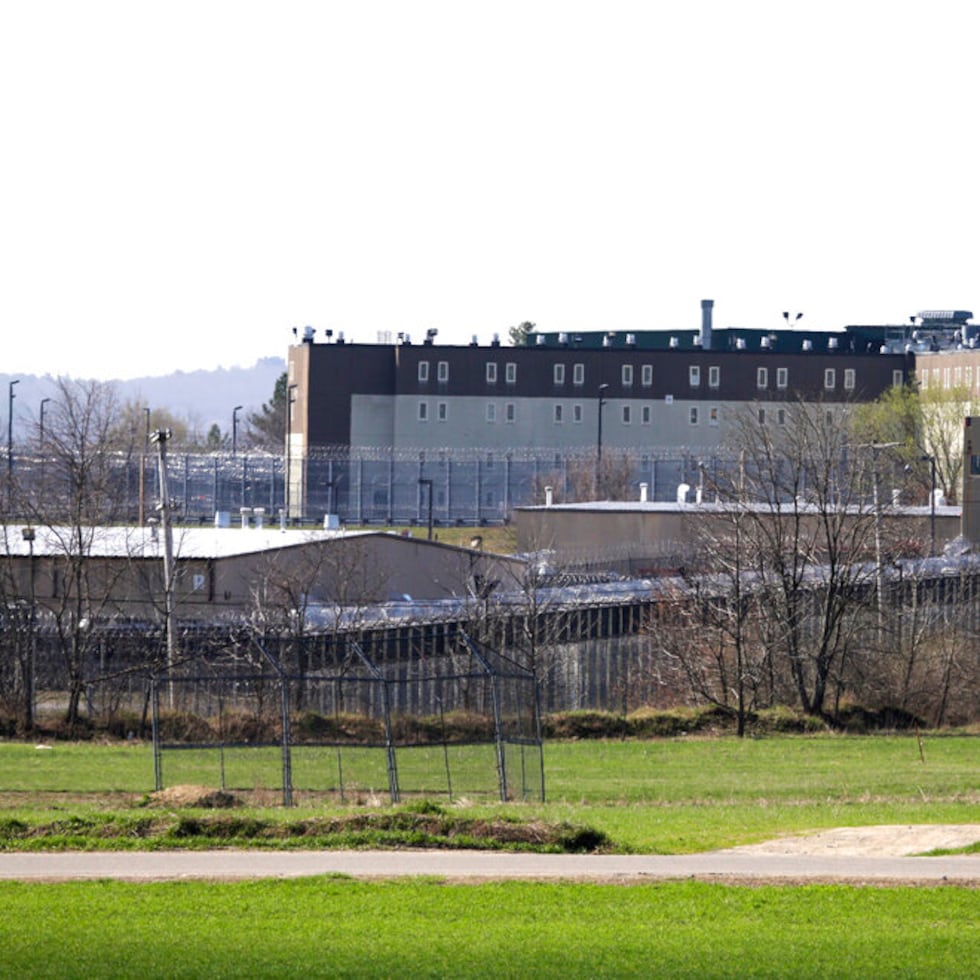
2,1,977,380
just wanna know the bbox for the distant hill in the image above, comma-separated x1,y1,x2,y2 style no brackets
2,357,286,438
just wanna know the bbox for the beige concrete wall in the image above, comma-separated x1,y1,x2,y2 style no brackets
514,505,962,574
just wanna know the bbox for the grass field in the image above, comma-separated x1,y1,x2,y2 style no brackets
1,734,976,977
0,734,976,852
0,877,976,978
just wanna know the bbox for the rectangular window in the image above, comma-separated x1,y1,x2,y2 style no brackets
572,404,583,423
622,405,631,424
437,361,449,383
689,406,699,425
641,405,651,424
486,362,497,384
554,363,565,385
418,401,428,421
622,364,634,387
893,369,905,387
418,361,429,383
757,367,768,389
708,365,720,388
777,408,786,426
709,406,719,426
824,368,836,389
486,403,496,423
573,363,585,385
641,364,653,387
776,367,788,389
437,401,447,421
843,368,855,390
758,407,766,425
505,362,517,384
505,402,515,422
689,365,701,387
553,404,563,424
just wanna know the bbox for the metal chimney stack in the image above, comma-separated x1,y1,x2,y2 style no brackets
701,299,714,351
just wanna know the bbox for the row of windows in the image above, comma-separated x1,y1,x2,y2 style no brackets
420,360,905,392
415,402,850,428
919,364,979,392
416,402,725,426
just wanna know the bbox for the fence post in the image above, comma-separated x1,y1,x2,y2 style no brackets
151,677,163,792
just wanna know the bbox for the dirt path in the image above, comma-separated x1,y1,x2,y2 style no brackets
0,826,976,885
715,824,980,858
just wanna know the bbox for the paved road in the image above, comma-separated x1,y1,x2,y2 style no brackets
1,850,977,883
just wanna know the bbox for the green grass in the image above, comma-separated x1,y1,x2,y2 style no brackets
0,878,976,978
1,734,976,853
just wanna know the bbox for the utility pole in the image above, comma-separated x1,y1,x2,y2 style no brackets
151,428,177,707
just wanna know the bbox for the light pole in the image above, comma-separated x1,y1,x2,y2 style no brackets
22,526,36,730
595,383,609,499
284,384,298,520
139,407,151,526
921,453,937,556
232,405,243,457
39,397,51,446
418,478,434,540
8,379,19,509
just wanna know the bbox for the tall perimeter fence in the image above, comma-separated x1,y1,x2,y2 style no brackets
8,446,713,525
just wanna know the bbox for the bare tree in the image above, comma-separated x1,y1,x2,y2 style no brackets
672,402,899,720
14,379,141,729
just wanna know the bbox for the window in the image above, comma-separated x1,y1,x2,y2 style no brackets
757,367,768,389
505,402,515,422
486,362,497,384
418,401,428,421
486,403,496,423
437,401,448,421
824,368,836,390
553,363,565,385
689,406,699,425
572,404,583,423
622,405,632,424
843,368,855,390
893,369,904,387
437,361,449,383
553,404,563,423
758,407,766,425
689,365,701,387
622,364,634,387
641,405,651,424
776,367,788,389
777,408,786,426
641,364,653,387
418,361,429,383
708,365,720,388
505,362,517,384
709,406,719,426
573,363,585,385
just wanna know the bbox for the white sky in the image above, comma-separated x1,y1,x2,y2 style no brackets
2,1,978,380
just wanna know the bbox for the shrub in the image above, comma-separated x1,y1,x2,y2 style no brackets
542,711,630,739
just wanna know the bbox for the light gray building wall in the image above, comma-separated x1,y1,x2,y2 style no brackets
350,393,859,454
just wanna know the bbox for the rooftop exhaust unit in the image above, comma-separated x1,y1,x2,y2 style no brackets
700,299,714,351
